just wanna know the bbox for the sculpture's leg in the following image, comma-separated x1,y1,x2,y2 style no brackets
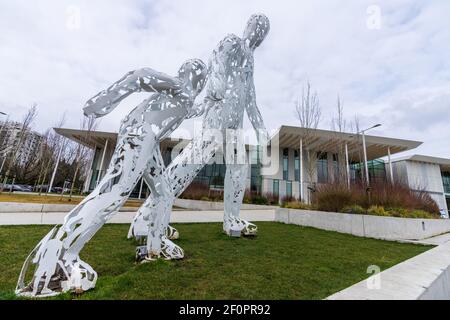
128,170,179,241
129,136,218,242
134,149,184,261
223,164,257,237
16,126,156,297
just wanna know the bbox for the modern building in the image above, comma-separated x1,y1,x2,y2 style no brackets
55,125,445,208
390,155,450,213
260,126,422,203
0,121,44,166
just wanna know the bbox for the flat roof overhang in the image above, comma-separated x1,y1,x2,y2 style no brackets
54,128,191,150
272,125,423,162
55,125,423,162
54,128,117,149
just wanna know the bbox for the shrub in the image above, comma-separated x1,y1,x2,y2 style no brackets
280,195,297,206
243,190,281,206
408,210,436,219
386,207,409,218
367,205,388,216
283,201,315,210
244,190,268,205
313,181,440,217
360,182,440,215
264,192,279,206
180,182,223,202
252,195,269,205
315,183,354,212
386,208,436,219
342,205,366,215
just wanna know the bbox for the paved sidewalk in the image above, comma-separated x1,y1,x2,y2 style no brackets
327,240,450,300
0,209,276,225
403,232,450,246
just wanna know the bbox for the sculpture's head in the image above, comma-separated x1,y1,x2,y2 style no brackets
177,59,208,96
243,14,270,50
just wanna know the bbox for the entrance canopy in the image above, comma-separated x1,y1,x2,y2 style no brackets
54,128,190,151
55,125,423,163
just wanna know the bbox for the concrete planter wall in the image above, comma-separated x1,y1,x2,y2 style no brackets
174,198,277,211
0,199,277,213
276,208,450,241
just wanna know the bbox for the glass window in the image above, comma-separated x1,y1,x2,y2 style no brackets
333,153,339,181
294,150,300,181
443,172,450,194
250,146,262,193
283,148,289,181
368,159,386,184
273,179,279,197
286,181,292,198
317,152,328,183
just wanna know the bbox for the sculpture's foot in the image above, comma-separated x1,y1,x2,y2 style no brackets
165,225,179,240
223,218,258,237
60,259,97,295
136,237,184,263
16,259,97,298
129,217,179,242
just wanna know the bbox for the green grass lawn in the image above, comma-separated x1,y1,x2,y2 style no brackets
0,222,431,300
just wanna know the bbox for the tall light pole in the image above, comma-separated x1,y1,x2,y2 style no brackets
357,124,382,187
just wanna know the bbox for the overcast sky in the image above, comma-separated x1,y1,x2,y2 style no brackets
1,0,449,158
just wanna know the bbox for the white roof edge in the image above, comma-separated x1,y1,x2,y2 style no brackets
277,125,423,148
390,154,450,166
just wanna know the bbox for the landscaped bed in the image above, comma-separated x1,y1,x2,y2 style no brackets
0,193,145,208
0,222,431,300
283,182,441,219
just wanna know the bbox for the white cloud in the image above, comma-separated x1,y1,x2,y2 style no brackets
0,0,449,158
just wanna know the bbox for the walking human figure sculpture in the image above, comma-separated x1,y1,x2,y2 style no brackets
129,14,270,244
16,59,208,297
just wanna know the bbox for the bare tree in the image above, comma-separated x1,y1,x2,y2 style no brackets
1,104,38,191
39,114,68,194
295,81,321,202
331,96,346,133
68,115,97,199
330,95,349,184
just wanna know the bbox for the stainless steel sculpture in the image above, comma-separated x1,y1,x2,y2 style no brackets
16,59,208,297
16,13,270,298
129,14,270,244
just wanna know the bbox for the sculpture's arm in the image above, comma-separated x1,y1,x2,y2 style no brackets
185,101,206,119
246,82,270,145
83,68,182,118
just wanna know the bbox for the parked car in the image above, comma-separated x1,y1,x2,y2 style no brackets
1,184,27,192
17,184,33,192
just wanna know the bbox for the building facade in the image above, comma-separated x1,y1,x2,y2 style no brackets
55,125,433,203
0,121,44,165
390,155,450,213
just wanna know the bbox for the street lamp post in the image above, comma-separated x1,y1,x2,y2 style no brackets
357,124,382,187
